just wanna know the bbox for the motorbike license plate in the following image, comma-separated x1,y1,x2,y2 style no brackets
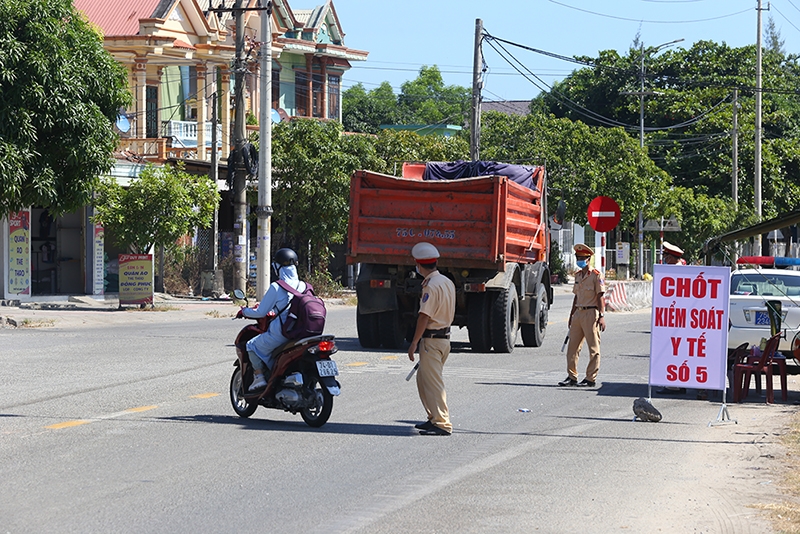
755,311,771,325
316,360,339,377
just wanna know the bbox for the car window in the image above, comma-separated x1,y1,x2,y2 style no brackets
731,272,800,297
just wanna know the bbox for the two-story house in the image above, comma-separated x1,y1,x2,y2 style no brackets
1,0,367,300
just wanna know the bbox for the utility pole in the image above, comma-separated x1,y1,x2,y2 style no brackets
621,39,683,279
210,0,272,295
256,0,273,297
755,0,764,254
732,88,740,265
732,88,739,207
232,0,248,293
210,89,220,276
470,18,483,161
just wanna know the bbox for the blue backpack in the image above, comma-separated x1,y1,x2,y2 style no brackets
276,280,327,339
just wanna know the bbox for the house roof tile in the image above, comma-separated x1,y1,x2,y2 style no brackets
74,0,164,36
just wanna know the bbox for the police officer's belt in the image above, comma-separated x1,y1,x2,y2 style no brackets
422,327,451,339
577,306,597,310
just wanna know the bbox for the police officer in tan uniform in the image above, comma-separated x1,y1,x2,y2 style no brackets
408,242,456,436
559,243,606,387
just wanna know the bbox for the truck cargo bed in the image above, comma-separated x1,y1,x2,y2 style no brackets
346,169,547,270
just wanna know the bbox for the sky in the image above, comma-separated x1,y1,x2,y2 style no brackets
329,0,800,101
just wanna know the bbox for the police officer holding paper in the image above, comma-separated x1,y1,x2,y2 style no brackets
407,242,456,436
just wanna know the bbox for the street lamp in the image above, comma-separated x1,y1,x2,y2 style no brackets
622,38,683,278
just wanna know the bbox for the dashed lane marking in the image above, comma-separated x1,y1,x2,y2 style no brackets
45,420,91,430
42,395,216,431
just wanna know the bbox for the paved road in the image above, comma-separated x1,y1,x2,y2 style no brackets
0,293,797,533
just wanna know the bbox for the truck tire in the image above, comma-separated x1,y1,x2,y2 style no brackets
521,283,548,347
379,309,405,349
467,293,492,352
491,284,519,353
357,308,381,349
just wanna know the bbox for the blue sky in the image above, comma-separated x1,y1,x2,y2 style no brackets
331,0,800,101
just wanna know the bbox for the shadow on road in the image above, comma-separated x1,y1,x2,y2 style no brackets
157,414,418,436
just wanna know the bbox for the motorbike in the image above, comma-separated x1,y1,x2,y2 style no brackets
229,290,341,427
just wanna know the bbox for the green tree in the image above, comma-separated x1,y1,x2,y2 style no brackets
0,0,131,216
342,82,400,134
532,40,800,219
342,66,471,134
92,164,218,254
398,66,471,126
270,119,374,270
480,110,670,229
372,130,468,175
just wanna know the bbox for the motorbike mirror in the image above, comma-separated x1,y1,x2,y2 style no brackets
233,289,246,301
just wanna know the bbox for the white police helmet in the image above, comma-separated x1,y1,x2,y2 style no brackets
412,242,440,264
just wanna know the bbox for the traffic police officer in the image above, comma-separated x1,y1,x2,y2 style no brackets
662,241,687,265
408,242,456,436
559,243,606,387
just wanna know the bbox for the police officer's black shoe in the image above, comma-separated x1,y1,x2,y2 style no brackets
558,377,578,387
414,420,435,430
577,379,596,387
419,425,451,436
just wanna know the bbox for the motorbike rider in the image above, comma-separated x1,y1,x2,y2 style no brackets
237,248,306,391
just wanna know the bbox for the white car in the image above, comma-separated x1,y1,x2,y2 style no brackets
728,267,800,354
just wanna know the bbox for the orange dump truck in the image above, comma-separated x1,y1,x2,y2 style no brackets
346,161,553,353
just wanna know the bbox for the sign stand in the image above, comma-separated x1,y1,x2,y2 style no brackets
710,372,737,426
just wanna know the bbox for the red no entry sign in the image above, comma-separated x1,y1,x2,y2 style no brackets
587,196,621,232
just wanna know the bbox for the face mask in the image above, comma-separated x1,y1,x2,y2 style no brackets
576,259,588,269
415,266,422,276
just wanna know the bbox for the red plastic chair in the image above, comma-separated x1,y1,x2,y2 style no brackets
734,333,785,403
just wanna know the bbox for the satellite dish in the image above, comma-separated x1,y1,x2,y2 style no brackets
115,114,131,133
271,108,281,124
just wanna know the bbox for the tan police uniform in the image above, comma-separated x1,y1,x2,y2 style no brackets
417,269,456,433
566,264,606,383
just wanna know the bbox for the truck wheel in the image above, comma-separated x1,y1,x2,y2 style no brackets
521,283,548,347
467,293,492,352
379,310,405,349
491,284,519,353
357,309,381,348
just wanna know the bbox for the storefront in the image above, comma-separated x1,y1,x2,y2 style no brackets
2,206,111,301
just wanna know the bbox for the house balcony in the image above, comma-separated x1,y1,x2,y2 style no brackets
116,120,225,163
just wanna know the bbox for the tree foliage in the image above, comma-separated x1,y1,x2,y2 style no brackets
342,66,470,134
0,0,131,216
92,164,218,254
261,120,468,271
480,110,670,229
270,119,374,270
533,40,800,221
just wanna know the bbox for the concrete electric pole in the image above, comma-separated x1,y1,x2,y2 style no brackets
470,18,483,161
211,1,273,296
256,0,273,297
755,0,764,254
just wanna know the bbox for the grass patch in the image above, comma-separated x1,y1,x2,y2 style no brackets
19,318,55,328
124,304,182,312
343,295,358,307
205,309,235,318
755,412,800,532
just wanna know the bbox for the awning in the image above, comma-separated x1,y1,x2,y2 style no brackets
704,209,800,254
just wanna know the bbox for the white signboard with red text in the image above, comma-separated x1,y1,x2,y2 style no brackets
649,264,730,390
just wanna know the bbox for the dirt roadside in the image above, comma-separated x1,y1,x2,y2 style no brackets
2,295,800,531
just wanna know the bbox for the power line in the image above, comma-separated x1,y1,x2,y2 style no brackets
547,0,751,24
